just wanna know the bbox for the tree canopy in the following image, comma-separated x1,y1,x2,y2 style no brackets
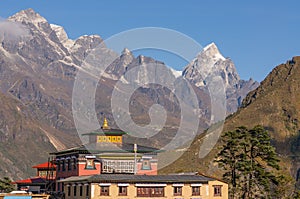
215,126,284,198
0,177,15,193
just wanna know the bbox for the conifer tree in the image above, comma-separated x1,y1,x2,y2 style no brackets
215,125,281,198
0,177,14,193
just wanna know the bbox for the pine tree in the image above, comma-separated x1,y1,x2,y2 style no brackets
0,177,15,193
215,125,281,198
215,127,247,198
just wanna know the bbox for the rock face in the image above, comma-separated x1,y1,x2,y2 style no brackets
0,9,258,179
183,43,259,113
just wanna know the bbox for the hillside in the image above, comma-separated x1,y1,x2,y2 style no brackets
162,56,300,184
0,92,56,179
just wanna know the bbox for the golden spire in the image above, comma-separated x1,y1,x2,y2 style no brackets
102,117,110,129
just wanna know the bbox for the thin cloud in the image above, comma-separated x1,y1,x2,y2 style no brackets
0,17,30,42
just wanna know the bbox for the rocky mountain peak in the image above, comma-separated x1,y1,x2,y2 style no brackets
183,42,259,114
202,42,226,62
120,48,134,66
50,24,74,49
122,48,132,55
72,35,103,49
8,8,47,26
183,42,236,85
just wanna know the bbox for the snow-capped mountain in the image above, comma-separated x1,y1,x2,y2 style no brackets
183,42,259,113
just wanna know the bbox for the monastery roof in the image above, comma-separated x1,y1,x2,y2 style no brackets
32,162,56,169
59,174,215,184
50,143,160,156
13,177,47,185
82,128,127,136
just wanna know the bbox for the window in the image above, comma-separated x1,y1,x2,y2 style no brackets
213,185,222,197
102,160,134,173
173,186,182,196
137,187,164,197
67,186,70,196
73,158,77,170
85,159,96,170
79,185,83,196
192,186,200,196
57,182,64,192
57,161,61,171
62,160,66,171
118,186,127,196
73,186,77,196
67,159,71,171
141,160,151,170
100,186,109,196
86,185,89,196
38,170,47,177
57,183,61,192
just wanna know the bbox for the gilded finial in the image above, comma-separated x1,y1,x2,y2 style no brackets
102,117,110,129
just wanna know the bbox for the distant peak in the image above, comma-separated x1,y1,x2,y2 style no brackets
122,48,130,54
9,8,47,25
122,48,132,55
202,42,225,61
203,42,217,51
22,8,36,14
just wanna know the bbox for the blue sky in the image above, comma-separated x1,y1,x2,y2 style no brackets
1,0,299,81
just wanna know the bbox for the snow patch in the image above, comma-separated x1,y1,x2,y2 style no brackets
203,42,226,61
203,42,216,51
170,68,182,78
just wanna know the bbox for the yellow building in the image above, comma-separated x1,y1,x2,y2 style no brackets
60,174,228,199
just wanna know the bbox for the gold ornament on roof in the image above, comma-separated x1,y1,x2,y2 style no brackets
102,117,110,129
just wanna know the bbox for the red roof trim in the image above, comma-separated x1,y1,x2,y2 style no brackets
32,162,56,169
13,177,47,184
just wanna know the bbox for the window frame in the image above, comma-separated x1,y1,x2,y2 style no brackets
62,160,66,171
73,158,77,170
79,185,83,196
67,186,70,196
173,186,182,196
213,185,222,197
100,186,109,196
192,186,200,196
141,159,152,170
137,187,164,197
118,186,127,196
85,159,96,170
57,161,61,171
86,184,89,197
73,185,77,197
67,159,71,171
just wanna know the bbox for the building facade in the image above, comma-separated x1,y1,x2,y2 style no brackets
60,174,228,199
51,118,159,192
13,162,56,193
